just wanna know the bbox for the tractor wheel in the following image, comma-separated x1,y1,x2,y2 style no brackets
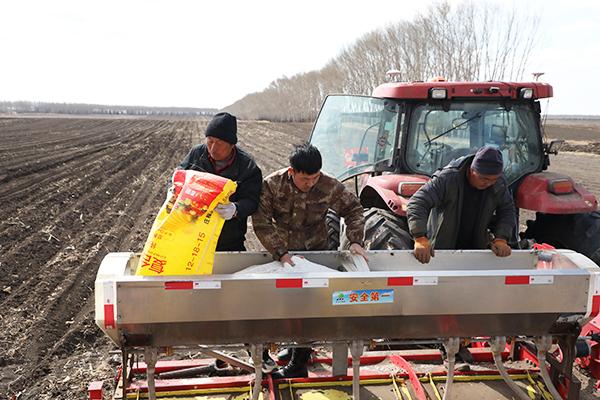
524,211,600,265
363,208,413,250
326,209,341,250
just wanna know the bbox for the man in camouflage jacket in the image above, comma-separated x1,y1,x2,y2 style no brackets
252,143,367,380
252,143,367,265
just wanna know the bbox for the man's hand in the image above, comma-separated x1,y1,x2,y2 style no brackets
413,236,434,264
280,253,295,267
349,243,369,262
491,238,511,257
215,203,237,220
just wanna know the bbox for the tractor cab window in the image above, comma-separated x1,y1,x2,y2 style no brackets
405,102,542,184
310,95,399,181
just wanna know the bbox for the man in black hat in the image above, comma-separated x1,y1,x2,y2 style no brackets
175,112,263,252
407,145,516,264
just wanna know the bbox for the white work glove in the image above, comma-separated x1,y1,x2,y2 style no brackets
215,203,237,220
166,186,175,203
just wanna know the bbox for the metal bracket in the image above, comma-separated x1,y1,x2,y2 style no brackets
350,340,364,400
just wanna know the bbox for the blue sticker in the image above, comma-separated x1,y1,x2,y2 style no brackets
332,289,394,305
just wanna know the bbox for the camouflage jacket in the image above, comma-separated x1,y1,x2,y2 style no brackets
252,168,365,259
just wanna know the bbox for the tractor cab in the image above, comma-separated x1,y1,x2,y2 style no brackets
310,81,554,187
309,95,400,182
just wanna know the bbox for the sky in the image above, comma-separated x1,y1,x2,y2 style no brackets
0,0,598,115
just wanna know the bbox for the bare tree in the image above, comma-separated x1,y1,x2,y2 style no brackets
226,1,540,121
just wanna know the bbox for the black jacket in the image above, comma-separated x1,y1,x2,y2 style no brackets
178,144,262,251
406,155,516,249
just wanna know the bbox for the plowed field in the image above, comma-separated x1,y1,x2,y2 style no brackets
0,116,599,399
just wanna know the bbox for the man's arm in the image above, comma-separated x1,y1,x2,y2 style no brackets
406,174,446,238
251,180,288,260
407,175,447,264
492,183,517,241
330,183,365,246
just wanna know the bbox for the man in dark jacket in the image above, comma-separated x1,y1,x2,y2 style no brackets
176,112,262,251
407,146,516,264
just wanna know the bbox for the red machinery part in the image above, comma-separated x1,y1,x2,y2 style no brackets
516,172,598,214
578,315,600,378
87,381,103,400
98,349,546,399
389,354,428,400
372,81,553,100
360,174,429,216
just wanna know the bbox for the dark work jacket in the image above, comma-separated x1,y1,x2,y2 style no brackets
406,155,516,249
177,144,262,251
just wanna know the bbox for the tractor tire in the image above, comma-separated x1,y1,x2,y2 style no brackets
524,211,600,265
326,209,341,250
363,208,413,250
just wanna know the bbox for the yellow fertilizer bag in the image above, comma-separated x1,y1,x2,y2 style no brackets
135,169,237,276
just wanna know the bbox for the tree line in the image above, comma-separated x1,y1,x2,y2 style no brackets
225,2,539,122
0,101,216,117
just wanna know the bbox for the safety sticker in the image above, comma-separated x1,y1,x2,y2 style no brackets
504,276,554,285
529,276,554,285
276,278,329,288
193,281,221,289
387,276,438,286
103,281,116,329
302,278,329,288
164,281,221,290
332,289,394,305
414,276,438,285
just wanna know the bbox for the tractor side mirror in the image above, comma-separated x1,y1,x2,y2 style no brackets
546,139,565,155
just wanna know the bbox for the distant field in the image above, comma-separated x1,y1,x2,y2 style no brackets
545,118,600,143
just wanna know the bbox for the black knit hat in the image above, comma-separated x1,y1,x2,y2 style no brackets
472,145,504,175
205,112,237,144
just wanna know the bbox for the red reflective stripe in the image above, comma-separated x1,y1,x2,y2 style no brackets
165,281,194,290
387,277,414,286
591,295,600,318
276,278,303,288
532,243,556,251
505,276,530,285
88,381,104,400
104,304,115,329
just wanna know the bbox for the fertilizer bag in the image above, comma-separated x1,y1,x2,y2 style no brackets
135,169,237,276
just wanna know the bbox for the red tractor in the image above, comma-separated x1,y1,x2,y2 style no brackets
309,79,600,262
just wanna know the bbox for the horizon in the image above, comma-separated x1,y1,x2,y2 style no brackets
1,99,598,119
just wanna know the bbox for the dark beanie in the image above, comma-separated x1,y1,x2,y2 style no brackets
205,112,237,144
471,146,504,175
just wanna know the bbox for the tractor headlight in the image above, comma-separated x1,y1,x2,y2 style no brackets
519,88,534,99
429,88,447,99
